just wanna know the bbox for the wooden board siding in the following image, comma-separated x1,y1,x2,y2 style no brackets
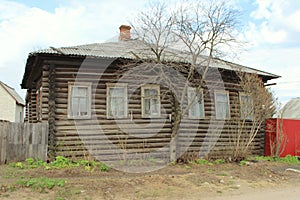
27,57,265,161
0,122,48,164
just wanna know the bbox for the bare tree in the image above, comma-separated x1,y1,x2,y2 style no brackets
267,104,288,158
128,0,242,161
229,73,276,161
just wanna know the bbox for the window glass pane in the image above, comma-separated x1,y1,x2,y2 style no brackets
144,99,151,115
188,88,204,118
71,98,79,116
108,87,126,118
145,89,158,96
78,87,87,96
216,93,227,102
142,86,160,117
218,102,228,119
72,86,87,97
215,92,229,119
190,103,197,117
151,99,158,114
109,97,116,116
110,88,124,97
69,84,90,118
197,93,204,118
117,98,125,116
199,106,203,117
240,94,253,120
79,97,88,113
72,87,78,96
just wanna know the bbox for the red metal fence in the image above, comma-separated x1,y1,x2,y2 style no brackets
265,118,300,157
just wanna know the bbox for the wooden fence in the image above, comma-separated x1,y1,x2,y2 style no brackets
0,122,48,164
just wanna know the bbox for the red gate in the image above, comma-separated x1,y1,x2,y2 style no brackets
266,118,300,157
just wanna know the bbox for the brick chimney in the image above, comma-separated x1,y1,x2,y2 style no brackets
119,25,131,41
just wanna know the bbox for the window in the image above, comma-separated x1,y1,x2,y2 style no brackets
141,85,160,118
68,82,92,119
188,87,205,119
106,83,128,118
240,93,253,120
215,91,230,120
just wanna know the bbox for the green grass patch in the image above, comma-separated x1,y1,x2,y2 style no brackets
239,160,248,166
279,155,300,165
17,177,65,193
253,155,300,165
214,159,226,164
194,159,214,166
9,156,111,172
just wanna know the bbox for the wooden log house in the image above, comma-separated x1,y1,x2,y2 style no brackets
21,25,280,162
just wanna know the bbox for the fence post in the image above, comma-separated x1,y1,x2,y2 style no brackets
0,122,9,164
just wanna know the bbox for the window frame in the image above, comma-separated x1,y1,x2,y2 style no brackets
106,83,128,119
239,92,253,120
215,90,230,120
187,87,205,119
67,82,92,119
141,84,161,118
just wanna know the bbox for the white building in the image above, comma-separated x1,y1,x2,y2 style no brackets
0,81,25,122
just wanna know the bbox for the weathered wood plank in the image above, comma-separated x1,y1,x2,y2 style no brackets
0,122,49,164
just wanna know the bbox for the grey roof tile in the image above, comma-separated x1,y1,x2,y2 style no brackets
30,40,279,78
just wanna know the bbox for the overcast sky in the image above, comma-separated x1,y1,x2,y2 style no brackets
0,0,299,106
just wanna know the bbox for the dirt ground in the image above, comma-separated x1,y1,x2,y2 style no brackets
0,161,300,200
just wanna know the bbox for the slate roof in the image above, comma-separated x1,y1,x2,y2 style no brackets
281,98,300,119
30,40,280,78
22,39,280,89
0,81,25,106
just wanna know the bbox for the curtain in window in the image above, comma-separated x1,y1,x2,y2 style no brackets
144,89,159,116
216,92,229,119
240,94,253,120
71,87,88,116
188,88,204,118
109,87,125,117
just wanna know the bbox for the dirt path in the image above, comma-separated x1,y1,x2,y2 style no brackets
1,161,300,199
204,182,300,200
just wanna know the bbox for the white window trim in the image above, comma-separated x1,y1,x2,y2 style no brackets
188,87,205,119
215,90,230,120
239,92,253,120
141,84,161,118
106,83,128,119
67,82,92,119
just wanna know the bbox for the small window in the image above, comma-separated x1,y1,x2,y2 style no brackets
68,82,92,119
141,85,160,118
106,83,128,118
240,93,253,120
215,91,230,120
188,87,205,119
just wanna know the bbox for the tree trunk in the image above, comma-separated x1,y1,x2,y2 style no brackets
170,96,182,161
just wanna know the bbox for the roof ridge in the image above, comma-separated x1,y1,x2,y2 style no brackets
0,81,25,106
0,81,14,90
26,40,280,80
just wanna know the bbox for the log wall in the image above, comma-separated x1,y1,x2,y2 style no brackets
26,57,265,162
